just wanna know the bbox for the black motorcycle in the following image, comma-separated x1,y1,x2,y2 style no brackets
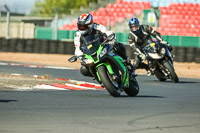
140,39,179,83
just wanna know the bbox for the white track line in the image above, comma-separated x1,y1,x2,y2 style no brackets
0,62,76,70
33,84,68,90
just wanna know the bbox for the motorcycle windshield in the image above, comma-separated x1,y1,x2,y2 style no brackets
81,35,102,55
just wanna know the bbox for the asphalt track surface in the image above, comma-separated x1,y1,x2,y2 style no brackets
0,64,200,133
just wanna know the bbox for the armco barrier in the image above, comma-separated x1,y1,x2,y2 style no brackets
0,38,199,63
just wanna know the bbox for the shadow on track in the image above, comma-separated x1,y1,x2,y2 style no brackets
178,81,200,84
144,80,199,84
158,80,200,84
120,95,165,98
0,100,17,103
136,95,165,98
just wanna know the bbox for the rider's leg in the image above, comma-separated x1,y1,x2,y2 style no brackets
133,54,141,68
133,54,152,76
114,42,136,73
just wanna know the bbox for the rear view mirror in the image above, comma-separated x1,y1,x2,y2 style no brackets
68,56,77,63
107,34,115,41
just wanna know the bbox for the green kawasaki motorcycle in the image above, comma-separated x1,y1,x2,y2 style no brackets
68,34,139,97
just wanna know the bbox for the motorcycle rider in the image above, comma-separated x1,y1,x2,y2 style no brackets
74,13,133,77
128,17,173,76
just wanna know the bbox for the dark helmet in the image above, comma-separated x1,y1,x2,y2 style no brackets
77,13,93,34
129,17,141,34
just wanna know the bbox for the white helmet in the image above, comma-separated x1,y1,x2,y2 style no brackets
77,13,93,34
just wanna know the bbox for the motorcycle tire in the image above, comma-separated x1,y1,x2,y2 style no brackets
154,68,167,82
124,77,139,97
97,65,121,97
163,61,179,83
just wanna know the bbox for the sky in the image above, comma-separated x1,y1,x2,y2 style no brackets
0,0,36,14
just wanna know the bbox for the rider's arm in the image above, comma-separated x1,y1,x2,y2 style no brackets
94,23,116,40
128,33,145,60
146,25,172,51
74,31,83,57
146,25,172,49
146,25,164,41
128,32,137,50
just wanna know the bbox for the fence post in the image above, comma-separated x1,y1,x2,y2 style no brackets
20,22,24,39
5,5,10,39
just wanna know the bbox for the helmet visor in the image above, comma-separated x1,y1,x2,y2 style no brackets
78,24,88,31
131,24,139,31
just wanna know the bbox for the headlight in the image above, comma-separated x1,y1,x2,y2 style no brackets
99,48,107,58
84,59,93,65
160,48,166,55
148,53,163,59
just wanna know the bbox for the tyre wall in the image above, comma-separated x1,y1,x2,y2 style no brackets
125,45,200,63
0,37,199,63
0,38,75,55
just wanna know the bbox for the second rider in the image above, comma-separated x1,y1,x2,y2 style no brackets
128,17,173,76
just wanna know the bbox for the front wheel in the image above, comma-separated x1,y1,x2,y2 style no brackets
124,77,139,97
163,61,179,83
97,65,121,97
154,68,167,82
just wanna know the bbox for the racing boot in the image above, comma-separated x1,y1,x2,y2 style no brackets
147,70,152,76
126,58,138,79
147,61,153,76
126,58,135,72
121,57,137,77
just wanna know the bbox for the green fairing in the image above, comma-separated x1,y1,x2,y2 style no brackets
83,40,129,88
96,63,114,81
95,45,104,64
113,56,129,87
84,54,95,61
124,73,129,87
84,45,104,64
96,71,101,81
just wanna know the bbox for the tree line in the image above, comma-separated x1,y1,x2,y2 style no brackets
31,0,97,17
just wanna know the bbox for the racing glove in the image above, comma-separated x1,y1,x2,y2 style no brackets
167,43,173,51
139,53,146,62
160,40,173,51
135,48,146,62
78,56,86,65
108,39,116,45
160,40,168,44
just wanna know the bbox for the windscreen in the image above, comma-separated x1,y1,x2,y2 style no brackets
81,34,102,55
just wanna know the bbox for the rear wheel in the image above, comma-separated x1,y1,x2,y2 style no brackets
97,65,121,97
124,77,139,97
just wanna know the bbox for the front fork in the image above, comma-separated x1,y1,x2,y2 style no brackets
96,63,114,82
157,58,173,77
